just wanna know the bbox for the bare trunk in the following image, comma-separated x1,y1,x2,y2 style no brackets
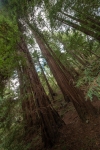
61,12,100,33
17,63,37,141
30,27,96,122
18,35,64,147
37,57,55,101
56,17,100,41
75,10,100,27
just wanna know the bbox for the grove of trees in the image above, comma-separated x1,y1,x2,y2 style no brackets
0,0,100,149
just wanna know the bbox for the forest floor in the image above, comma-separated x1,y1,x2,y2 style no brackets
32,94,100,150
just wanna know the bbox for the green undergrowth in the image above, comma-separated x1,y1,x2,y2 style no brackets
76,59,100,100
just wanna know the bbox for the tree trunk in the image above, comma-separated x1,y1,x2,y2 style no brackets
37,57,55,101
61,12,100,33
18,34,64,147
56,16,100,41
17,63,37,142
75,10,100,28
29,26,96,122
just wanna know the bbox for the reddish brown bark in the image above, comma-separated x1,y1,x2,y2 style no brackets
29,27,96,122
56,17,100,41
61,12,100,33
17,63,37,136
17,34,64,147
37,57,55,101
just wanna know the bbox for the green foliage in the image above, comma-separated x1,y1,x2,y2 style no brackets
0,83,27,150
76,59,100,100
0,0,100,149
0,13,19,78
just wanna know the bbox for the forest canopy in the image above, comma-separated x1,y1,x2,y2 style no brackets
0,0,100,150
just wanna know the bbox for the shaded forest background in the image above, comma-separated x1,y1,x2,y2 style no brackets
0,0,100,149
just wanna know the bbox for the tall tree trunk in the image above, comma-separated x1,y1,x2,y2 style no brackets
17,63,37,143
37,56,55,101
29,25,96,122
50,36,88,75
61,12,100,33
56,17,100,41
74,10,100,27
18,34,64,147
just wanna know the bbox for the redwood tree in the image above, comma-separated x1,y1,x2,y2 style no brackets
17,32,64,147
27,23,96,122
37,55,56,101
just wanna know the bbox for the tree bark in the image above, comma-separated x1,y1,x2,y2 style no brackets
37,57,55,101
17,62,38,143
61,12,100,33
17,34,64,147
74,10,100,27
56,16,100,41
29,26,96,122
